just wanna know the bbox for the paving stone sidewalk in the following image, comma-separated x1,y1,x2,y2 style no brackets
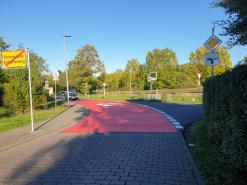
0,104,88,151
0,102,204,185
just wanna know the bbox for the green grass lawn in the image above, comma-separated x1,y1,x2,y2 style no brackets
0,105,67,132
79,93,202,104
191,120,245,185
161,94,202,104
0,106,11,118
79,94,144,101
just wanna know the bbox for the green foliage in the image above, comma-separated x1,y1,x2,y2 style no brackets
68,44,104,93
213,0,247,46
189,46,232,82
105,69,126,91
3,52,48,113
146,48,179,88
203,64,247,172
191,120,246,185
0,105,67,132
125,59,142,90
0,37,9,105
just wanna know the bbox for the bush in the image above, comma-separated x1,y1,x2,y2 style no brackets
2,52,48,113
203,64,247,172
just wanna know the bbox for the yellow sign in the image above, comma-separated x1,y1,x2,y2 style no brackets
204,34,222,51
208,38,218,48
1,50,27,69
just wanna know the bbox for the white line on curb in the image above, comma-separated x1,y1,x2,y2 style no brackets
134,103,184,132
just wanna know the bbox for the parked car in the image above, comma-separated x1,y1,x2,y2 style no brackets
66,92,79,100
61,91,67,96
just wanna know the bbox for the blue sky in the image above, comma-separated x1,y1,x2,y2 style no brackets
1,0,246,73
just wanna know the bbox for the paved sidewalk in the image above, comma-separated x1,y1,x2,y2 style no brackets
0,104,88,151
0,100,204,185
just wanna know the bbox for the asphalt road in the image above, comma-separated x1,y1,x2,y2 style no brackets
135,101,204,128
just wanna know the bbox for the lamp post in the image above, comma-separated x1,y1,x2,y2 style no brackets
64,35,71,107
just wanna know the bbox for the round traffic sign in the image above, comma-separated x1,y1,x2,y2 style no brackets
52,71,59,79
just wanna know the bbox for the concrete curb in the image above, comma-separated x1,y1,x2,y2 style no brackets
178,133,205,185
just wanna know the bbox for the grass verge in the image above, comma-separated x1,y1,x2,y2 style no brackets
0,105,67,133
79,93,202,104
190,120,246,185
78,94,144,101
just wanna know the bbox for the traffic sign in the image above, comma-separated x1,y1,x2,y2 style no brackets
103,83,107,87
205,52,219,66
1,50,27,69
149,72,157,81
51,71,59,79
204,34,222,51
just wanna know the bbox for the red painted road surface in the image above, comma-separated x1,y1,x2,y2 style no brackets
64,100,176,134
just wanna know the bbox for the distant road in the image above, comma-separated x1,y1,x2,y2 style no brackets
135,101,204,128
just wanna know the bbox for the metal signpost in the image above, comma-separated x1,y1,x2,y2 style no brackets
204,26,222,79
0,49,34,132
197,73,201,94
52,71,59,108
148,72,157,99
103,83,106,97
129,70,132,95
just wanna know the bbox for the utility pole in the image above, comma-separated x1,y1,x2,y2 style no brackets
64,35,71,107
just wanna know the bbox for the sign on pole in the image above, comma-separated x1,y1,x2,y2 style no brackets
205,52,219,66
149,72,157,81
0,49,34,131
103,83,106,97
1,50,27,69
203,27,222,79
52,71,59,108
52,70,59,80
204,34,222,52
27,49,34,132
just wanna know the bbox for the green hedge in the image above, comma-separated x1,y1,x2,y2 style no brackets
203,64,247,171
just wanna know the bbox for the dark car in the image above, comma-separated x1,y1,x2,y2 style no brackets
65,92,79,100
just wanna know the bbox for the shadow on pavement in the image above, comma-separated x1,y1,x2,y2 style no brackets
4,132,203,185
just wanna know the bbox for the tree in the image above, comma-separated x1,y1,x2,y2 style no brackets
213,0,247,46
0,37,10,105
105,70,127,91
3,51,48,113
68,44,104,94
125,59,141,90
146,48,179,88
189,46,232,82
243,55,247,64
176,64,198,88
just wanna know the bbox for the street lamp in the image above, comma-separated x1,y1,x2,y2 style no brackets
64,35,71,107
